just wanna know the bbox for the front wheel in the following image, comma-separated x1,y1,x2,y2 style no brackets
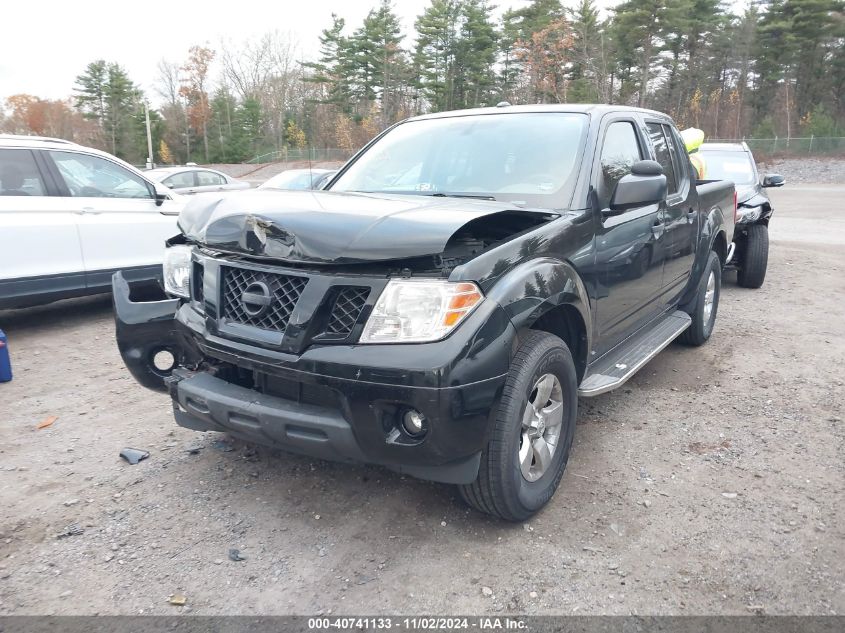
679,250,721,346
737,224,769,289
459,331,577,521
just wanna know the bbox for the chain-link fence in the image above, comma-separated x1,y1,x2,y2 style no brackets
709,136,845,157
246,148,353,164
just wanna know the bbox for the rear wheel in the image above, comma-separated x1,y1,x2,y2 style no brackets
459,331,577,521
737,224,769,289
679,250,721,346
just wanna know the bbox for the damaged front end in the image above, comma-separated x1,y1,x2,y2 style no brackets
112,271,201,392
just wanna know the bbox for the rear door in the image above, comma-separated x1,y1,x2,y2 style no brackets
193,170,229,193
44,149,180,289
645,121,696,300
0,147,85,305
592,116,666,357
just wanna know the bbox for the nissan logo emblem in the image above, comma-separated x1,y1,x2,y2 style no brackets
241,281,272,317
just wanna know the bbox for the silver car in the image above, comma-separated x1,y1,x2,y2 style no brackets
145,166,250,195
258,168,336,191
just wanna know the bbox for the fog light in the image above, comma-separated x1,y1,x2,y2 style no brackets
402,409,427,437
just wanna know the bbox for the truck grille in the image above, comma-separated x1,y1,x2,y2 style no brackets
325,287,370,336
221,266,307,332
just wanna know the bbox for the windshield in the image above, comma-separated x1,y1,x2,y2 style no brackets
698,150,757,186
329,113,589,209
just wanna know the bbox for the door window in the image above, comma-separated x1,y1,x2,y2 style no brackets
0,149,47,196
197,171,225,186
50,151,153,199
597,121,643,209
666,125,692,188
163,172,195,188
647,123,678,194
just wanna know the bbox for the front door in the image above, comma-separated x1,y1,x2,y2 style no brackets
592,118,666,357
0,148,85,305
45,150,179,289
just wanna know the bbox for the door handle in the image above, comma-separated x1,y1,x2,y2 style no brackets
75,207,99,215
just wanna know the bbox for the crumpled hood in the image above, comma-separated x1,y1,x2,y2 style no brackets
178,190,555,264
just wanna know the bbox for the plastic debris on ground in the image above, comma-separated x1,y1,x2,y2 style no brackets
120,448,150,465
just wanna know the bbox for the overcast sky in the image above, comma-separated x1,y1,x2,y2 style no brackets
0,0,625,106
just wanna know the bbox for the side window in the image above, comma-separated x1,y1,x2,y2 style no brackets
163,172,195,188
666,125,692,186
197,171,225,186
50,151,153,199
0,149,47,196
646,123,678,194
598,121,643,209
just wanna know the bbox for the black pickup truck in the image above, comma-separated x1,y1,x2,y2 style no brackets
113,105,735,521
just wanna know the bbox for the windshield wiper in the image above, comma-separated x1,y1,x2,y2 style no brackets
426,192,497,200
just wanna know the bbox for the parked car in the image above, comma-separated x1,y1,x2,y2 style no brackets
0,135,182,309
698,142,784,288
258,168,335,191
113,105,735,520
145,166,250,195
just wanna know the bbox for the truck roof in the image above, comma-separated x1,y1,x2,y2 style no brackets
408,103,674,123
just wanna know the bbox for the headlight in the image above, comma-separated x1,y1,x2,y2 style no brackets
736,205,762,223
163,245,192,298
360,280,484,343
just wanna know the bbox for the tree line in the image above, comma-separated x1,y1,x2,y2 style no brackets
1,0,843,166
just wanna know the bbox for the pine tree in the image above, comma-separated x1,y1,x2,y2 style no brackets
74,60,142,158
568,0,609,102
414,0,461,111
454,0,498,108
499,0,565,102
610,0,684,107
352,0,406,124
303,15,354,110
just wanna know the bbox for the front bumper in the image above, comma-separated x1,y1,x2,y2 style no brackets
112,272,515,484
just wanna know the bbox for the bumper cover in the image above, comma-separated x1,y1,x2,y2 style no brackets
112,272,514,484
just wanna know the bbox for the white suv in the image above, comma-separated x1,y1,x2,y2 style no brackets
0,135,183,309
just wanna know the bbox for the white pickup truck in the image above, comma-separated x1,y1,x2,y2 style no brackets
0,135,182,309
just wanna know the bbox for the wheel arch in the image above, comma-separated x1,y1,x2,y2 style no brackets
485,257,592,384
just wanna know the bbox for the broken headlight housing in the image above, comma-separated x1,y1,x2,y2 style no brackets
163,245,192,298
736,204,762,224
360,280,484,343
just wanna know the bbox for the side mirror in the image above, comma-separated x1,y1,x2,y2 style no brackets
762,173,785,188
606,160,667,215
152,182,171,206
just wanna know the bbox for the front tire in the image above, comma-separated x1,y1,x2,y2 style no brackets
737,224,769,289
679,250,721,346
459,331,577,521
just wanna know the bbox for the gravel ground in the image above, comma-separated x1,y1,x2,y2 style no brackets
757,157,845,185
0,186,843,616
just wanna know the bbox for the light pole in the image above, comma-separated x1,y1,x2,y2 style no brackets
144,102,154,169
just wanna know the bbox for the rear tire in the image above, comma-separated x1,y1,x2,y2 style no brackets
459,331,577,521
679,250,721,346
737,224,769,289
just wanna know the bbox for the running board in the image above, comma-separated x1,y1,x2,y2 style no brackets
578,310,692,397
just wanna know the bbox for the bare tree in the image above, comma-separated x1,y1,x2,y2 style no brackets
220,31,300,149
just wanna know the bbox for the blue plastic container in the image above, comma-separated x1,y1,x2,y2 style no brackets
0,329,12,382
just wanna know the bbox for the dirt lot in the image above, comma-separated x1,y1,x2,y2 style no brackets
0,185,843,616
